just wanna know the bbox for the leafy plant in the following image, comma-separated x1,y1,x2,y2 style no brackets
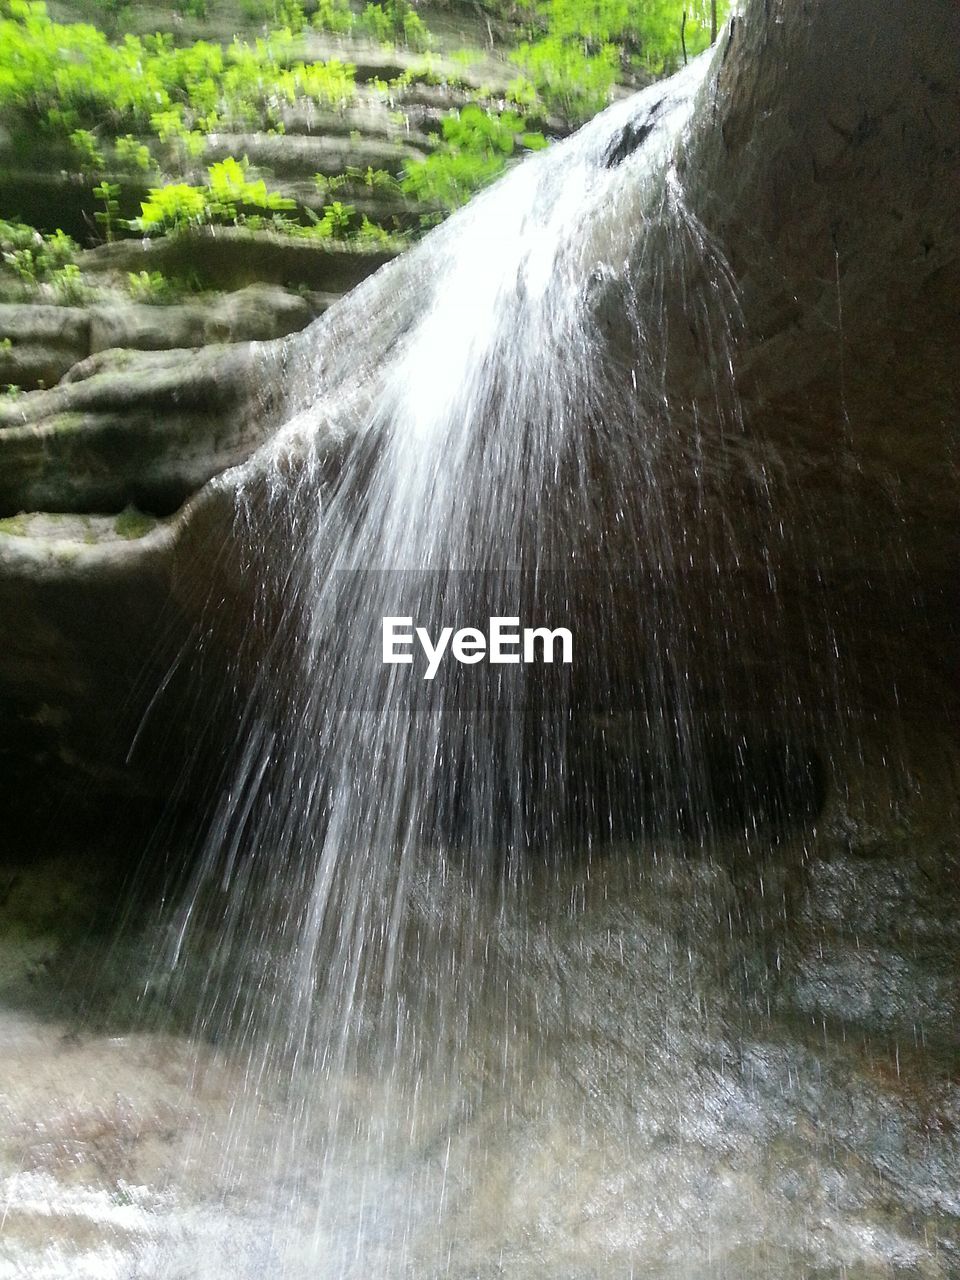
69,128,105,171
116,135,154,172
131,158,296,234
126,270,180,303
273,0,307,31
358,2,391,42
312,0,354,35
93,181,122,243
131,182,208,233
315,165,401,197
402,105,547,209
206,155,297,220
41,229,76,269
150,109,206,170
308,199,355,237
0,221,78,286
50,263,90,304
356,215,395,246
0,2,357,149
93,0,132,35
510,0,729,121
0,218,38,253
358,0,431,51
512,36,618,120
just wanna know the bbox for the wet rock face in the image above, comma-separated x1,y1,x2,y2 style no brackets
601,107,660,168
0,0,957,832
1,735,958,1275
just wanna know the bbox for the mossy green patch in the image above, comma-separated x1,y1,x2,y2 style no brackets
114,504,156,539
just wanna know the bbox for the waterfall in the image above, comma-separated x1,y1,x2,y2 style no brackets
142,48,825,1276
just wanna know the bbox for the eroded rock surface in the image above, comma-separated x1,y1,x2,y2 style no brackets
0,0,957,834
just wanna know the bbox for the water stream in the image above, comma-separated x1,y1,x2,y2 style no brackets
1,46,958,1280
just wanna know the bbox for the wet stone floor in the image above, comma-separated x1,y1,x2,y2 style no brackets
0,808,958,1279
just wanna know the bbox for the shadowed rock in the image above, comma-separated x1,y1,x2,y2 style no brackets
0,0,957,837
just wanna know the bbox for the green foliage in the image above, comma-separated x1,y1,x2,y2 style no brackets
312,0,354,35
93,180,122,243
69,127,105,171
41,228,76,269
0,2,357,150
358,0,431,51
93,0,131,34
50,262,90,304
315,165,401,197
441,104,530,154
510,0,728,121
303,199,355,237
0,0,728,270
0,219,77,286
238,0,272,22
205,155,297,220
273,0,306,30
115,135,154,173
175,0,208,18
358,2,390,41
0,217,37,253
149,109,206,171
402,150,504,207
134,182,206,232
356,215,394,246
114,505,156,539
402,105,546,209
512,36,618,120
126,270,179,303
131,157,296,234
449,47,486,68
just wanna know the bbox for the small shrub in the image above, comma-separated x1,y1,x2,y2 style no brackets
175,0,208,19
356,216,394,246
0,219,38,253
239,0,272,21
93,181,122,243
41,229,77,270
510,36,618,122
131,158,295,234
69,128,105,171
1,223,78,286
273,0,306,31
358,2,391,42
358,0,430,50
4,247,39,285
206,155,297,219
314,199,355,236
312,0,354,35
132,182,209,233
50,264,90,304
126,270,179,303
116,135,153,172
401,105,547,209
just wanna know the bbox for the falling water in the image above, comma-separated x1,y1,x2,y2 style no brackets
132,49,826,1271
3,40,959,1280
